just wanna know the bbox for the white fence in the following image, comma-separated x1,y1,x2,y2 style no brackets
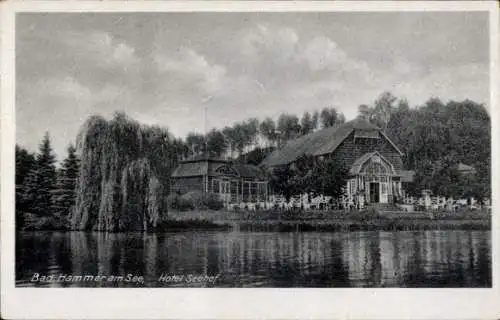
226,192,491,212
226,194,336,211
402,195,489,211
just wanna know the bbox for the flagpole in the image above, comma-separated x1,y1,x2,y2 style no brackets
204,104,208,152
204,103,208,193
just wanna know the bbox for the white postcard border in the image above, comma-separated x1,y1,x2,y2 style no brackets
1,1,499,319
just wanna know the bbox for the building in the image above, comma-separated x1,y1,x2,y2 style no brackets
170,155,269,206
261,119,414,207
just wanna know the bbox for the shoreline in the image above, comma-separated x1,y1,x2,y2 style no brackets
230,218,490,232
18,208,491,232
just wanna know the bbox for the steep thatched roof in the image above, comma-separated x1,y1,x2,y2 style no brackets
260,119,403,167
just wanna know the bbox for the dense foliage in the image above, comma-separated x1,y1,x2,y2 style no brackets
15,92,491,231
185,107,347,159
70,112,181,231
236,146,276,166
52,144,80,221
359,92,490,199
269,154,349,201
32,133,58,216
16,133,75,230
167,191,224,211
15,145,36,227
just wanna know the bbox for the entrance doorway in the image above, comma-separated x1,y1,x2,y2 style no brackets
219,180,231,203
370,182,380,203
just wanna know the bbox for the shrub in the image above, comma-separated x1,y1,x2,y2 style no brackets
167,191,225,211
349,207,384,221
181,190,203,205
177,198,195,211
166,193,180,210
179,191,203,210
167,192,198,211
203,193,224,211
23,215,68,231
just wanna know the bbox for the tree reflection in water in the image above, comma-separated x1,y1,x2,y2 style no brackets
16,230,491,287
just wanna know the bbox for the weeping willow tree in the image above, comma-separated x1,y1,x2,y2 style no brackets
71,112,176,231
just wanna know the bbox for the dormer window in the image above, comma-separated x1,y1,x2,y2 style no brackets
354,129,379,140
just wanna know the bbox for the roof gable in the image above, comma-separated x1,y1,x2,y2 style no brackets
349,151,395,175
215,164,239,176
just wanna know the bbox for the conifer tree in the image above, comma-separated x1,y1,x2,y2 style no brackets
32,132,57,216
15,145,36,227
52,144,80,220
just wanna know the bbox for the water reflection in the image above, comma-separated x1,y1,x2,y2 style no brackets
16,230,491,288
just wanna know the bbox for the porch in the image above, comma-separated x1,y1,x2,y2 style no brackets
344,152,403,208
210,177,269,204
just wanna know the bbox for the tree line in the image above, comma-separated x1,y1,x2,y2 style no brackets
185,107,346,158
16,134,79,230
356,92,490,200
15,92,491,231
16,113,188,231
269,154,349,203
15,107,346,231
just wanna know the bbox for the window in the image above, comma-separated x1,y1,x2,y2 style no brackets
361,156,393,177
350,179,356,194
220,180,230,194
231,181,238,194
364,161,386,175
213,179,220,193
381,183,387,194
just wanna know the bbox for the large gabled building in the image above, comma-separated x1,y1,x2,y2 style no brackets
261,119,414,206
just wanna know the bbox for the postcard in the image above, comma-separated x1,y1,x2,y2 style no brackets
1,1,499,319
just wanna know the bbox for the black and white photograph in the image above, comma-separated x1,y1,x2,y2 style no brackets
2,1,499,319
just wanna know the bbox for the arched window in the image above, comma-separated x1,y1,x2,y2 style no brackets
361,158,389,176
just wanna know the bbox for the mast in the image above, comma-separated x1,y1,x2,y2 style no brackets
204,104,208,193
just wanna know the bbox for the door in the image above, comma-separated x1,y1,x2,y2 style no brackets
219,180,231,203
370,182,380,203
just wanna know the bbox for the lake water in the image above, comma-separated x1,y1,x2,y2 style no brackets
16,230,491,287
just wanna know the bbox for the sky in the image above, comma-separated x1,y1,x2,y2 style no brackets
16,12,490,160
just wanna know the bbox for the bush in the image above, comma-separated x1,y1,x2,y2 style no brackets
202,193,224,211
166,193,180,210
167,192,197,211
181,191,203,207
349,207,385,221
167,191,224,211
22,214,68,231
